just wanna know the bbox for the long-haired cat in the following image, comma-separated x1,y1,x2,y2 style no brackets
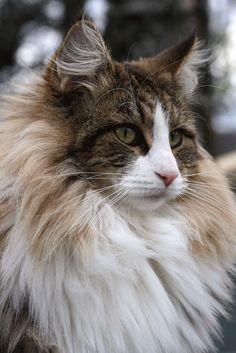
0,19,235,353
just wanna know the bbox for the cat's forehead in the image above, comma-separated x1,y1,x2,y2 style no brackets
91,62,188,128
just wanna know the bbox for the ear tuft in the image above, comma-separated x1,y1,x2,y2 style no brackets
129,34,208,98
157,34,197,75
47,19,111,92
175,38,208,97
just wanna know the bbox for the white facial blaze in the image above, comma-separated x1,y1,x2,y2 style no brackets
119,101,183,210
149,103,179,178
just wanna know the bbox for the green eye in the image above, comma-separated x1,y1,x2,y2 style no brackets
169,129,183,148
115,126,137,145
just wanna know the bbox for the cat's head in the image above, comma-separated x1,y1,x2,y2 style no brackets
45,19,205,211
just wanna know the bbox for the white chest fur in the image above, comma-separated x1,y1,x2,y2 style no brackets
1,198,231,353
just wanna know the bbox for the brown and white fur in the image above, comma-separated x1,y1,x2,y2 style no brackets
0,20,236,353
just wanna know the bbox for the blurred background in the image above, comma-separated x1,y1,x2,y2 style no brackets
0,0,235,351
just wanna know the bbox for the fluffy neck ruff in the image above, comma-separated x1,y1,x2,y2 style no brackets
1,189,233,353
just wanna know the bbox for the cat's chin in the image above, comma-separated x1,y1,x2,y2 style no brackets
121,189,182,212
135,198,167,211
122,194,170,212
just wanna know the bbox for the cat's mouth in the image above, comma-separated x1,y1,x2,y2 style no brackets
130,186,182,203
123,188,183,211
138,192,166,199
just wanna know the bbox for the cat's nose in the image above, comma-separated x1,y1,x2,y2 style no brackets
156,171,178,187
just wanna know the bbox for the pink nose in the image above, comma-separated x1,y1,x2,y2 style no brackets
156,171,178,187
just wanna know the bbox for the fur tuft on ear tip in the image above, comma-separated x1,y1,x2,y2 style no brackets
47,18,111,92
176,37,210,97
128,34,210,100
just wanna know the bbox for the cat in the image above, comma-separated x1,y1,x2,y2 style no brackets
0,18,235,353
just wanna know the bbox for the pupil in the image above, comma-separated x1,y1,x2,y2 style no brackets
124,129,128,138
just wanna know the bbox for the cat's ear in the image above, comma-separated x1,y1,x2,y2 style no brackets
45,19,112,92
132,35,205,97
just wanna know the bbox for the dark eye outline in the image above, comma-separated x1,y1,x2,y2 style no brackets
169,129,183,149
114,124,144,146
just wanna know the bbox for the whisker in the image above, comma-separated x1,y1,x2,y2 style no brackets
89,87,133,118
186,180,236,191
183,188,236,216
42,188,124,262
198,84,236,97
67,189,127,261
184,172,219,177
37,184,126,261
191,111,211,134
184,171,236,178
136,57,193,94
70,188,123,236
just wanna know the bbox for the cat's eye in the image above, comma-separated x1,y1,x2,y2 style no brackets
115,126,137,145
169,129,183,148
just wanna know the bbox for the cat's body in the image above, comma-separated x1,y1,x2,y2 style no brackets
0,20,236,353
